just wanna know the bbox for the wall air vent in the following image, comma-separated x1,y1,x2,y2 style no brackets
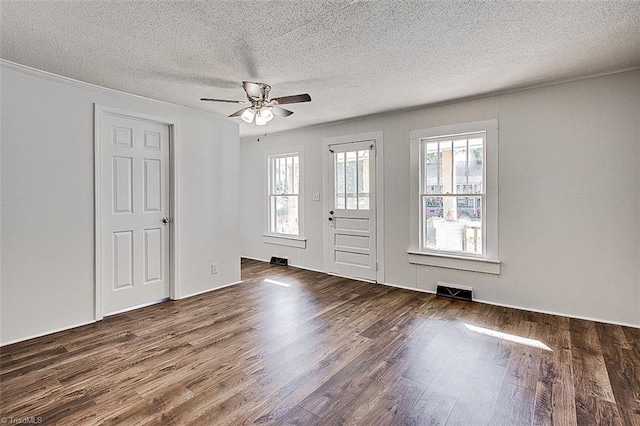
436,282,473,302
269,256,288,266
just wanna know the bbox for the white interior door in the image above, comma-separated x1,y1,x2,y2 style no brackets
325,140,377,281
101,113,170,314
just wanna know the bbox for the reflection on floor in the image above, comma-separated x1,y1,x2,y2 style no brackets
1,258,639,425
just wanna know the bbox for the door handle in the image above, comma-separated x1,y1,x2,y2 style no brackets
162,217,172,224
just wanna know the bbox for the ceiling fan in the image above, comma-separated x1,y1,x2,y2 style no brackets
201,81,311,126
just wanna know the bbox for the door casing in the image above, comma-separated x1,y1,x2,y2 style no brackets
94,104,180,320
322,131,385,283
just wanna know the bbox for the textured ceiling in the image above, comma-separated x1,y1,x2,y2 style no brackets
1,1,639,137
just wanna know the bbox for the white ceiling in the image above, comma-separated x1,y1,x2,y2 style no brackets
1,1,639,137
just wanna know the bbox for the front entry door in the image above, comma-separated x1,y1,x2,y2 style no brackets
100,112,170,315
325,140,377,281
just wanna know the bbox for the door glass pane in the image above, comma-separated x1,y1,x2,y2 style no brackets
357,150,370,210
346,151,357,209
335,152,345,209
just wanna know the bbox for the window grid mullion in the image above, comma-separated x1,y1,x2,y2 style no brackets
419,132,485,257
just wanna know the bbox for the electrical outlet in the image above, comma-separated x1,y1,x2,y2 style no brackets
211,263,218,274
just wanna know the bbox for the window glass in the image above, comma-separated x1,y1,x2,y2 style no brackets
420,133,485,255
268,153,300,236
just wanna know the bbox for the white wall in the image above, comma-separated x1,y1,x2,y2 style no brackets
1,62,241,345
240,70,640,327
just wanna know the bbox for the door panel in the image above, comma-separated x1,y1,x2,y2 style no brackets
143,159,162,212
112,156,133,214
326,140,376,281
113,231,134,289
143,228,163,284
101,113,170,314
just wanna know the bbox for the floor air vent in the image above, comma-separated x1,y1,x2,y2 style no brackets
269,256,289,266
436,283,473,302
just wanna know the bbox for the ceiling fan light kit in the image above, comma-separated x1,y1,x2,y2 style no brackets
201,81,311,126
255,107,274,126
240,108,255,123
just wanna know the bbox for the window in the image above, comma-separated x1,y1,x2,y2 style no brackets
421,132,485,256
268,152,300,236
409,120,499,274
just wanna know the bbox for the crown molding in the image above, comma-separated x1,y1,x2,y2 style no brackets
241,65,640,141
0,59,230,121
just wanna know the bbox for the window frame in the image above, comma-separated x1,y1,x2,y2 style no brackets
419,131,487,258
263,147,306,248
409,120,500,274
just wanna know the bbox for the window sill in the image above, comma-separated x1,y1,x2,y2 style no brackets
407,250,501,275
263,234,307,249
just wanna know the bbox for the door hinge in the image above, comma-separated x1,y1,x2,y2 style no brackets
375,262,378,271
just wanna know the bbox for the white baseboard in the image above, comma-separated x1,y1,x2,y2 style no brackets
178,280,244,299
241,255,327,274
245,257,640,329
381,281,436,295
1,320,97,347
380,280,639,329
1,281,245,347
105,298,169,316
473,298,640,330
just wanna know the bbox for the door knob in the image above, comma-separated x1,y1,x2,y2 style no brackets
328,217,333,221
162,217,172,224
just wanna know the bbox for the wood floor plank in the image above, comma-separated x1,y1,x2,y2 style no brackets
400,320,465,386
297,331,407,416
595,322,640,412
570,318,618,403
445,359,506,426
356,376,426,425
0,258,638,425
407,326,492,425
533,358,577,426
275,404,322,426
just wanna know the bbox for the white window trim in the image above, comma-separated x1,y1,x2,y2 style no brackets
409,119,500,274
263,146,306,248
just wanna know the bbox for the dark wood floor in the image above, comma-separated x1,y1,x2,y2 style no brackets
1,259,639,425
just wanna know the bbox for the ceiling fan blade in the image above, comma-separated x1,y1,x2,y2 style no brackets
229,107,249,117
270,93,311,105
200,98,245,104
270,106,294,118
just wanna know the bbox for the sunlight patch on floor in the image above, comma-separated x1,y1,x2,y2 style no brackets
264,278,290,288
464,323,552,351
